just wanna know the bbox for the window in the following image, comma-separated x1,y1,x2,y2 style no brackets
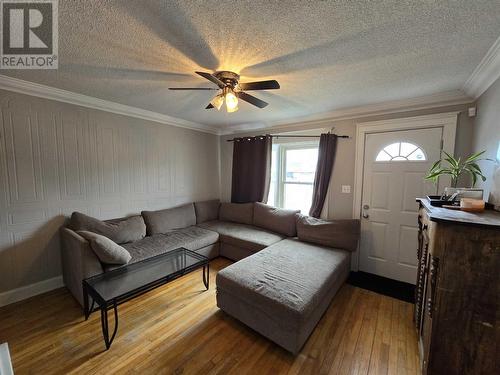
267,143,319,214
375,142,426,161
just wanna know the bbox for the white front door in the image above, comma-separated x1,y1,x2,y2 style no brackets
359,128,442,283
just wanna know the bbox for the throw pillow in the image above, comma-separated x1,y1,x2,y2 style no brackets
70,212,146,244
77,230,132,265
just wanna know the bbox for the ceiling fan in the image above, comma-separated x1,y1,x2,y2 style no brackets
169,71,280,112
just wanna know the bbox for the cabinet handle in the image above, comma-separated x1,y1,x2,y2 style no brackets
427,256,439,318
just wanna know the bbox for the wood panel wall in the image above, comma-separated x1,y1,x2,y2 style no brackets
0,90,220,294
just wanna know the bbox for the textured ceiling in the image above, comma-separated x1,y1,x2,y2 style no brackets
3,0,500,131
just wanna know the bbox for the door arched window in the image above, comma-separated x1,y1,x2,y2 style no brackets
375,142,426,161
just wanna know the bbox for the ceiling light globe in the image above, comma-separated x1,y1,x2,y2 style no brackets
225,91,239,112
211,94,224,110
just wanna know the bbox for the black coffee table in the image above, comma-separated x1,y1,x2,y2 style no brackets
82,248,209,349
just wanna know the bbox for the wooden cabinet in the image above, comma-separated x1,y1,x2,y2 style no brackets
415,199,499,375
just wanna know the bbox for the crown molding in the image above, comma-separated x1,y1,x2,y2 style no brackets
0,75,220,135
463,35,500,99
219,89,472,136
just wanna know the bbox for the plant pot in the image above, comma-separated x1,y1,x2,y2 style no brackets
443,187,483,200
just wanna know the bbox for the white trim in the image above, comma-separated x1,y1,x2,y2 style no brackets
220,90,471,135
0,75,473,136
351,112,458,270
0,343,14,375
0,75,220,135
463,35,500,99
0,275,63,307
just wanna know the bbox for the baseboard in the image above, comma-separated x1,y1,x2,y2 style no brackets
0,276,64,307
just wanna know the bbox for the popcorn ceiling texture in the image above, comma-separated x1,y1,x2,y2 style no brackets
3,0,500,130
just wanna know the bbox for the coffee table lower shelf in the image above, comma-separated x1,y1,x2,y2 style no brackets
82,248,209,349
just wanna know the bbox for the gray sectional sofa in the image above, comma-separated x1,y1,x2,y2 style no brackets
61,200,359,354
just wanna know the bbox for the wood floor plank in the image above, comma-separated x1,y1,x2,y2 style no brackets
0,258,419,375
351,291,380,375
367,292,393,375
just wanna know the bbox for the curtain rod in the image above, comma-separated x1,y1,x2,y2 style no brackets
226,134,350,142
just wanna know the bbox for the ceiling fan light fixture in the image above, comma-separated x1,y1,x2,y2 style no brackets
210,94,224,110
225,90,239,112
170,71,277,111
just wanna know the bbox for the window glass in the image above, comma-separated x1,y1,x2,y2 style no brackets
408,148,425,160
384,142,400,157
285,148,318,183
266,143,319,214
375,142,426,161
284,184,314,214
400,142,417,157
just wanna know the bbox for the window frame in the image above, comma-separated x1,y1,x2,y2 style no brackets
270,141,319,211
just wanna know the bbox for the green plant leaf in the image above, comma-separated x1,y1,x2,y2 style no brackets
468,162,482,173
425,150,491,186
465,150,486,163
442,151,459,168
427,160,441,173
470,171,477,187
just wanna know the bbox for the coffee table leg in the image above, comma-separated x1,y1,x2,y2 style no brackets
83,283,89,319
100,301,119,350
203,263,209,290
83,283,94,320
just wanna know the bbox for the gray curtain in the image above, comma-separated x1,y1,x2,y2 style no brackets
231,135,272,203
309,133,338,218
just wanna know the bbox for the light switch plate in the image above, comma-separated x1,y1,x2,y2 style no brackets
341,185,351,193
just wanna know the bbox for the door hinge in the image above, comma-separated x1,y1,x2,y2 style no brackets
440,139,444,150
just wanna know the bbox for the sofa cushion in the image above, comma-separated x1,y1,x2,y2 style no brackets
216,238,350,352
194,199,220,224
142,203,196,235
198,220,284,252
296,215,360,252
219,202,254,225
253,202,299,237
105,226,219,271
77,231,131,265
70,212,146,244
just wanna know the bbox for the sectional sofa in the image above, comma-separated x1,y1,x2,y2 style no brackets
61,200,360,354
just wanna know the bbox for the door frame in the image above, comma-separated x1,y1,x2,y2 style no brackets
351,112,458,271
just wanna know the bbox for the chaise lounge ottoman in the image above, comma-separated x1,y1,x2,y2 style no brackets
216,238,351,354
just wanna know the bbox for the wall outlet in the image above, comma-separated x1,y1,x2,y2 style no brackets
341,185,351,193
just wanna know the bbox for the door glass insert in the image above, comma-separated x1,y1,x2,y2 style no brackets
375,142,426,161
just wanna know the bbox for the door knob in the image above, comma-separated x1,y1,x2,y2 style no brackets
362,204,369,219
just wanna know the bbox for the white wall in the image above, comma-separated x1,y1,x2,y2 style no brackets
220,104,474,220
472,77,500,203
0,90,220,294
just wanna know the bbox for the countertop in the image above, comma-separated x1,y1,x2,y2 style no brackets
417,198,500,228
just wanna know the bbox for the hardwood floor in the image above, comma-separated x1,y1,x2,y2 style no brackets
0,258,419,374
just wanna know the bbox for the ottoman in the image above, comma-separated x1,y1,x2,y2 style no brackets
216,238,350,354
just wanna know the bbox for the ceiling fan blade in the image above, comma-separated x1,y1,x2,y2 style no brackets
239,80,280,91
195,71,226,88
206,103,214,109
237,92,268,108
169,87,218,90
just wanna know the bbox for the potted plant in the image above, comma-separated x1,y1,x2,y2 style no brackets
425,150,491,199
